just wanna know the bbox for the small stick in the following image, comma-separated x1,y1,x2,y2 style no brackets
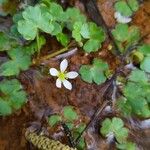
74,100,109,145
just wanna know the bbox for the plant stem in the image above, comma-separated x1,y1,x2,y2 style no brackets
32,41,76,65
36,30,40,56
41,46,69,60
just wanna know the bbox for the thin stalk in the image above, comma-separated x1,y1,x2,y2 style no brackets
32,41,76,65
40,46,69,60
74,101,109,145
36,30,40,56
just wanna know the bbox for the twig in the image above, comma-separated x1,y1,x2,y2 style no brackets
74,100,109,145
74,74,117,145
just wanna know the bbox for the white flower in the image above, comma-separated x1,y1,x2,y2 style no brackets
114,12,132,24
49,59,78,90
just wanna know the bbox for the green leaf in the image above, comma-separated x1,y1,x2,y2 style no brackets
117,142,136,150
138,44,150,56
100,117,129,144
127,0,139,12
50,22,62,35
100,118,112,136
76,123,86,134
0,79,27,116
88,22,105,41
112,24,129,42
80,23,90,39
0,47,31,76
83,39,100,53
111,117,124,131
56,33,69,47
63,106,78,121
120,79,150,118
117,98,132,117
77,137,86,150
115,0,133,17
72,22,82,42
17,5,54,40
73,132,86,150
112,24,140,53
22,5,41,22
115,127,129,143
0,32,17,51
140,56,150,73
127,26,140,44
79,58,108,84
0,0,8,4
18,20,37,40
48,115,62,127
65,122,74,130
66,7,86,30
49,2,67,22
0,100,12,116
129,69,148,83
79,65,93,83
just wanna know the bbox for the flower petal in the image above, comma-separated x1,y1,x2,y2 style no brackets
114,12,121,19
114,12,131,23
56,78,62,88
60,59,68,72
66,71,78,79
62,79,72,90
49,68,59,76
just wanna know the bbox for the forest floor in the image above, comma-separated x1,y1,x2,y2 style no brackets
0,0,150,150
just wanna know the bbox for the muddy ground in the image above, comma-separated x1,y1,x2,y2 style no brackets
0,0,150,150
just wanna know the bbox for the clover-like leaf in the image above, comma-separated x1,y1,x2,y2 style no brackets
56,33,70,47
0,100,12,116
72,22,83,42
48,115,62,127
66,7,86,30
80,23,90,39
18,20,37,40
112,24,129,42
117,142,136,150
49,2,67,22
115,0,133,17
100,117,129,144
17,5,54,40
0,79,27,116
0,32,17,51
138,44,150,56
129,69,148,83
63,106,78,121
118,70,150,118
0,47,31,76
79,58,109,85
140,57,150,73
100,118,112,136
127,0,139,12
112,24,140,53
83,39,100,52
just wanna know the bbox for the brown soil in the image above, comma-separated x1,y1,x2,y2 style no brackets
0,0,150,150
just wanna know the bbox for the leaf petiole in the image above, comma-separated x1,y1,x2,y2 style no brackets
36,30,40,57
32,41,76,65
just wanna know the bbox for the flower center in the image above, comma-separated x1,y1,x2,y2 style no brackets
58,72,66,81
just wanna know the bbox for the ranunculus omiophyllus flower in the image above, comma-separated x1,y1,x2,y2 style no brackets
114,12,132,24
49,59,78,90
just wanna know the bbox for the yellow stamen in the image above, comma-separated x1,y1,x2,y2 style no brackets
58,72,66,81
